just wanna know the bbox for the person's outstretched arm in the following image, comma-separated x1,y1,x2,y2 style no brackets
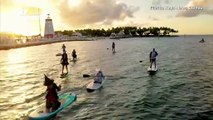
54,83,61,91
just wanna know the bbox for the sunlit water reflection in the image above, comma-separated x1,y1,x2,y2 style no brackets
0,36,213,120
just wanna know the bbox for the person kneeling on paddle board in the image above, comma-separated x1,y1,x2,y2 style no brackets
149,48,158,68
61,50,69,74
44,75,61,113
94,70,104,84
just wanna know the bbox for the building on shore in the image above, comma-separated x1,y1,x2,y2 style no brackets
110,30,129,39
44,14,55,39
72,32,82,37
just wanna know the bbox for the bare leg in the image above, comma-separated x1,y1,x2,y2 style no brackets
45,108,50,113
62,65,64,74
65,65,68,73
150,61,152,68
154,61,156,68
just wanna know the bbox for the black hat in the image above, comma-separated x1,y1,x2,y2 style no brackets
44,74,53,86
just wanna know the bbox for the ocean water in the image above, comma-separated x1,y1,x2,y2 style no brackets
0,35,213,120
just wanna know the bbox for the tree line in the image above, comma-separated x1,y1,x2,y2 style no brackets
55,27,178,37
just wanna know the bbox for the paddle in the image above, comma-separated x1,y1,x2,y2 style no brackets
83,74,110,78
56,53,62,56
83,74,94,78
139,60,143,63
56,52,71,57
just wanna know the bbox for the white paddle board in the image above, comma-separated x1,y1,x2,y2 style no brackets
86,77,106,92
148,64,158,72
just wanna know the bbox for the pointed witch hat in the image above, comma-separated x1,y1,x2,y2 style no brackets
44,74,53,86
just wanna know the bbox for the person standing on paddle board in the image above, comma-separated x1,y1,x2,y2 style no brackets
94,70,104,84
112,42,115,53
62,44,66,53
149,48,158,68
72,49,77,60
44,75,61,113
61,50,69,74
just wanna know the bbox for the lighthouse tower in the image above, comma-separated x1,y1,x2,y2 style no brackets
44,14,54,38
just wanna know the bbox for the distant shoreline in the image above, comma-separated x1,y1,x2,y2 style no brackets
0,36,180,50
3,35,209,50
0,39,93,50
109,35,179,39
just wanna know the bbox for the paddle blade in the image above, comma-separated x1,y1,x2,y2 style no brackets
56,53,62,56
139,60,143,63
83,74,90,78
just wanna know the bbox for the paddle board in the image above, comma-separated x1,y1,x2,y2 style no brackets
70,58,78,62
148,64,158,74
86,77,106,92
60,73,68,78
29,93,77,120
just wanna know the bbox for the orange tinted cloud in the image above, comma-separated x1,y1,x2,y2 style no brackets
57,0,139,27
176,0,213,17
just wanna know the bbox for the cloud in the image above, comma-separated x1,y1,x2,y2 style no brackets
165,0,170,4
57,0,139,27
126,21,150,28
0,0,43,14
0,0,16,11
167,15,174,18
148,16,159,21
176,0,213,17
152,0,171,5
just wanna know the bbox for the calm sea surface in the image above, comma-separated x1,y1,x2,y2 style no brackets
0,35,213,120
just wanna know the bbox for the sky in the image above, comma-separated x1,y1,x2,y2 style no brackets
0,0,213,35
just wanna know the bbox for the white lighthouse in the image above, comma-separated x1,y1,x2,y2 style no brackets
44,14,54,38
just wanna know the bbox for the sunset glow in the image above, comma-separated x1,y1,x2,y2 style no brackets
68,0,81,7
0,0,213,35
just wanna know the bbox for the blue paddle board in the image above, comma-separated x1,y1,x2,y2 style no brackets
28,93,77,120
